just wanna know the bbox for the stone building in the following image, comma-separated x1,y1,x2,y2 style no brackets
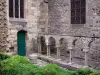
0,0,48,55
1,0,100,69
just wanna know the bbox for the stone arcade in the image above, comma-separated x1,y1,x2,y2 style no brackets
1,0,100,69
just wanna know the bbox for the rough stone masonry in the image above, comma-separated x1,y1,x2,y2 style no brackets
1,0,100,69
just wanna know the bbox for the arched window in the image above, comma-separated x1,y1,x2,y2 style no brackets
71,0,86,24
9,0,24,18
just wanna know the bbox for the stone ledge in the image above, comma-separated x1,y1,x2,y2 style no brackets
9,18,27,23
6,52,16,56
28,53,84,70
38,55,84,70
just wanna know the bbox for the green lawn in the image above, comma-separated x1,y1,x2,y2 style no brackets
0,52,100,75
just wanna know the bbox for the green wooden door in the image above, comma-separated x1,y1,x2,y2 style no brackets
17,31,26,56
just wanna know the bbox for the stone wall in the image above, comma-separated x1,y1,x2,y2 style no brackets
47,0,100,62
2,0,100,63
7,0,48,55
89,38,100,62
48,0,70,34
48,0,100,36
38,0,48,34
0,0,8,51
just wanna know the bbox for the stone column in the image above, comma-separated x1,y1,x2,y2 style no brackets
56,41,61,60
83,48,89,67
57,46,60,60
69,49,72,64
67,36,74,64
68,47,73,64
47,45,50,57
45,38,50,57
81,37,91,67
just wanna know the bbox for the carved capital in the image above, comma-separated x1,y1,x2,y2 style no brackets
81,37,91,49
45,39,49,45
67,36,74,49
83,48,89,52
56,43,60,47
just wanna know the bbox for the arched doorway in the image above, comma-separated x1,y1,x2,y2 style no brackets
17,31,26,56
49,37,56,55
40,36,47,55
59,38,69,62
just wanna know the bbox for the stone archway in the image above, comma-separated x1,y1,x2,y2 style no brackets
88,38,100,69
17,30,26,56
49,37,56,55
40,36,47,55
59,38,69,62
60,38,68,56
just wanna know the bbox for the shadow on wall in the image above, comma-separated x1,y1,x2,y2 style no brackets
49,37,56,54
30,38,38,54
59,38,69,57
40,36,47,55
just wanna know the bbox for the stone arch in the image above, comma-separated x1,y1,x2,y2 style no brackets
18,30,27,32
59,38,70,62
44,0,48,3
72,39,77,46
87,38,100,69
72,37,85,65
49,37,56,55
40,36,47,55
89,38,100,62
74,38,84,57
59,38,68,55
